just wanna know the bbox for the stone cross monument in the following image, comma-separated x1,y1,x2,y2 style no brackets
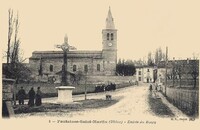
56,34,76,85
55,35,76,104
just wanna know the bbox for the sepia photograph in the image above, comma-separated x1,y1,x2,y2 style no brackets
0,0,199,130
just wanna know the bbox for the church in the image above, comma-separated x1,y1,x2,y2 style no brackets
29,8,118,81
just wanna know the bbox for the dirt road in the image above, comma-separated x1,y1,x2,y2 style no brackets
16,85,187,119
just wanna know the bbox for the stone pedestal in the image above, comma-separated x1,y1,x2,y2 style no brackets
55,86,75,104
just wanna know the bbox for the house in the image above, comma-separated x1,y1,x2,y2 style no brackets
135,65,155,83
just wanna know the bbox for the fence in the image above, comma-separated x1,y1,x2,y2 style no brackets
166,79,199,87
164,87,199,116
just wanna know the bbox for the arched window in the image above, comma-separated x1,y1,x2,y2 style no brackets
107,33,110,40
97,64,100,71
50,65,53,72
111,33,114,40
73,65,77,72
84,65,88,73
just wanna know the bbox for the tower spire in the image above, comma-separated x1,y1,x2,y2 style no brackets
106,7,115,29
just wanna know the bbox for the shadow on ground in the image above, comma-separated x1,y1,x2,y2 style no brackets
148,91,175,118
14,99,118,115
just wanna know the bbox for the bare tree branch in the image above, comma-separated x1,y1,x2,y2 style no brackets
7,8,14,64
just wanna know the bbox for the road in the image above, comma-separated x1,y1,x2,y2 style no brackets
66,84,187,119
73,85,153,120
16,85,187,119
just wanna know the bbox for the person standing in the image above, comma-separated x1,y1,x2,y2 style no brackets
17,87,26,105
149,84,153,91
28,87,35,107
35,87,42,106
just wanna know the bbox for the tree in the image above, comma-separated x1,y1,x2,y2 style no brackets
158,47,163,63
71,70,86,85
116,59,136,76
133,59,144,66
147,52,154,66
116,59,123,75
174,62,183,87
189,60,199,88
70,70,88,100
162,52,166,62
7,9,14,65
154,47,165,65
3,10,31,83
118,58,122,65
172,60,177,87
154,49,159,65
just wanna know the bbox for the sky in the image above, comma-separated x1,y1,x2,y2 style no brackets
1,0,200,63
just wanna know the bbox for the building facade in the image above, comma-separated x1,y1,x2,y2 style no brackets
29,8,117,82
136,59,199,87
135,66,155,83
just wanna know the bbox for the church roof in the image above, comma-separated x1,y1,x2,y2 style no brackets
29,50,103,59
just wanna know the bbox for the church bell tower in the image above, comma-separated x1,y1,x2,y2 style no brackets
102,7,117,75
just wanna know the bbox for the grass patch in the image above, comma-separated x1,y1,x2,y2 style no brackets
80,99,118,109
14,99,118,114
148,92,175,117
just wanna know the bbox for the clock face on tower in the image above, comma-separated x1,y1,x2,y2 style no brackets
108,43,113,47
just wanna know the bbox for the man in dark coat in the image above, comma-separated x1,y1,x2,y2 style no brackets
35,87,42,106
28,87,35,107
149,84,153,91
17,87,26,105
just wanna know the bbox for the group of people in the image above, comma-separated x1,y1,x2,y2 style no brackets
95,83,116,92
149,84,159,92
17,87,42,107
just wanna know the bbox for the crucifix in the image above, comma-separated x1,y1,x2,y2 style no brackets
55,35,76,86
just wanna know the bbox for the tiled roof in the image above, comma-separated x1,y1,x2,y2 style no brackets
135,59,199,69
157,59,199,68
30,50,103,59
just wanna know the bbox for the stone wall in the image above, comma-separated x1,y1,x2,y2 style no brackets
15,75,136,98
85,75,136,84
2,78,15,117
